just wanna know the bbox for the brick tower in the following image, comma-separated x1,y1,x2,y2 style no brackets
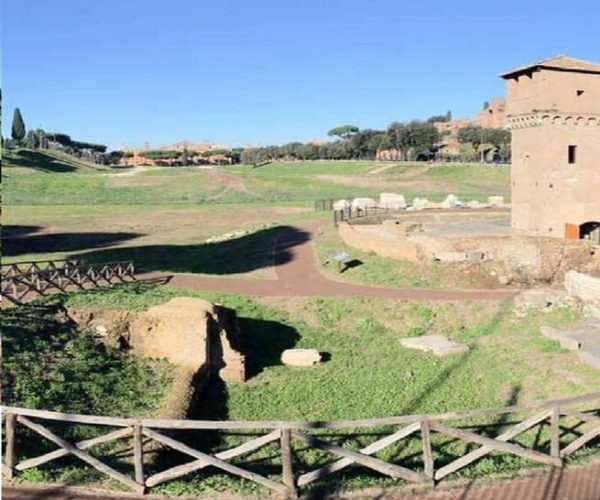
501,56,600,241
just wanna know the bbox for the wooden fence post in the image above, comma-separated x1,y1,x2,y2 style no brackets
133,424,145,490
420,419,434,480
280,428,297,498
550,406,561,462
4,413,16,479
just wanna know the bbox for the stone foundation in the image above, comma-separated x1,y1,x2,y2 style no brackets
565,271,600,303
67,297,247,419
337,221,421,261
337,211,597,285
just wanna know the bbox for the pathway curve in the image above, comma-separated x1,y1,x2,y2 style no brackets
144,220,518,301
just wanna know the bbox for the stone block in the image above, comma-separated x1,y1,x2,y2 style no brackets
351,197,378,209
333,199,350,210
379,192,406,209
514,288,568,311
441,194,460,208
281,349,321,367
578,351,600,371
540,325,582,351
487,195,504,206
400,335,469,356
565,271,600,302
412,197,429,210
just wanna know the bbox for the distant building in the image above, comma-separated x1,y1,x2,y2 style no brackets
120,140,230,166
501,55,600,241
433,117,475,156
478,98,506,129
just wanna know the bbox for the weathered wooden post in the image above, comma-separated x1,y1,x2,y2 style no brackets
550,406,561,462
4,413,16,479
420,419,434,480
280,428,297,498
133,424,145,492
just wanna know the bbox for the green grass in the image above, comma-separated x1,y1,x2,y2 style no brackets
228,160,378,176
3,148,110,174
1,298,175,488
3,153,510,206
1,300,173,416
314,223,504,290
15,285,597,496
1,204,321,279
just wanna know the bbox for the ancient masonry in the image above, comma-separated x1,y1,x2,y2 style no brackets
67,297,247,419
501,55,600,241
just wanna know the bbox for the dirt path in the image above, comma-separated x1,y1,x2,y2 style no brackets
4,460,599,499
209,168,253,200
143,219,517,301
106,166,150,177
368,163,400,175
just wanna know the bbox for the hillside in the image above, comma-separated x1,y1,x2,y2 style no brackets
2,148,109,174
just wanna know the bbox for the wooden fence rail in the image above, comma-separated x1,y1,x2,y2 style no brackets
333,206,407,225
2,392,599,497
1,260,136,305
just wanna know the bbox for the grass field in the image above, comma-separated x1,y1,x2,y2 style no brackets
1,204,320,281
11,285,598,496
3,149,510,206
8,149,594,496
3,149,510,280
315,223,505,290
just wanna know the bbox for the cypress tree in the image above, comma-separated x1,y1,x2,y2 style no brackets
11,108,26,142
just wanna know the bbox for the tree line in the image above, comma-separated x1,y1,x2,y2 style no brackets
4,108,121,164
4,106,511,167
241,117,511,165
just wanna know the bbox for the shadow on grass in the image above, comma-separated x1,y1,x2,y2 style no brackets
5,149,79,173
69,225,310,276
2,225,143,257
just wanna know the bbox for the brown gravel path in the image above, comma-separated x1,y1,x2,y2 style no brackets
3,460,600,499
143,219,517,301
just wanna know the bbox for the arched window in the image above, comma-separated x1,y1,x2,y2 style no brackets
580,221,600,244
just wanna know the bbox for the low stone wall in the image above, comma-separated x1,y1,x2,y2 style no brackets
67,297,247,419
338,211,596,285
565,271,600,303
337,221,421,261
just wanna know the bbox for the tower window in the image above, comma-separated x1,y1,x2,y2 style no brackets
568,145,577,164
577,90,585,96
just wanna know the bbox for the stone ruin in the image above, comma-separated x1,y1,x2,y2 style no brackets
522,271,600,371
335,194,597,285
333,193,508,213
67,297,246,419
400,335,469,357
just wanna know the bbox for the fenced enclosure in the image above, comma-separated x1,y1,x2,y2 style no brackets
2,392,599,497
314,196,365,212
333,206,407,225
1,260,136,305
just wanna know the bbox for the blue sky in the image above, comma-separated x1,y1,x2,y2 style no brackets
2,0,599,149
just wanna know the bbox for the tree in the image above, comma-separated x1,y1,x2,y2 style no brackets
35,129,48,149
483,128,511,149
427,114,449,123
327,125,359,140
11,108,26,142
457,126,484,153
24,130,39,149
181,148,189,166
387,121,440,161
446,110,452,121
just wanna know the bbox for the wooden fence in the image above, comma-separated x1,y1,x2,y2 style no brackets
314,196,365,212
1,260,136,305
2,392,599,498
333,206,407,225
